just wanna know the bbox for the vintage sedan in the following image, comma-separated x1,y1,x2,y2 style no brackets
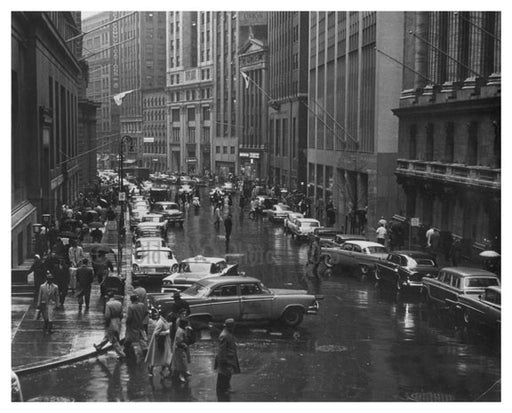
283,212,304,233
221,181,235,193
161,255,239,293
149,276,321,328
151,201,184,227
267,204,292,223
178,184,194,195
321,240,388,277
134,221,166,239
422,267,500,310
133,236,167,250
321,233,368,248
457,286,501,329
132,247,179,282
288,218,321,240
142,213,169,232
375,251,438,291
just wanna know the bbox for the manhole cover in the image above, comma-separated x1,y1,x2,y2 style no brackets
316,344,347,352
408,392,454,402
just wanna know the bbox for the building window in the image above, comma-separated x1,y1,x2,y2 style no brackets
202,126,210,143
188,107,195,121
467,122,478,165
275,119,281,156
216,145,220,154
230,146,235,154
188,127,196,143
172,109,180,122
445,122,454,163
202,106,210,121
409,124,417,159
172,127,180,142
223,146,227,154
425,123,434,161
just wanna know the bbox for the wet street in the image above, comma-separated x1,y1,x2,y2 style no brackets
18,189,501,402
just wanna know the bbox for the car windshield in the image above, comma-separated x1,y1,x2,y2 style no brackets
181,262,212,273
465,277,499,288
258,282,272,294
303,222,319,227
136,250,172,260
182,283,210,297
366,246,387,254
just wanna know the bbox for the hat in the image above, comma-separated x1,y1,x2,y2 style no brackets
46,272,54,279
224,318,235,327
34,254,41,259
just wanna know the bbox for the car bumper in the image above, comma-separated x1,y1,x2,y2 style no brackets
133,271,171,279
404,280,424,289
306,301,320,315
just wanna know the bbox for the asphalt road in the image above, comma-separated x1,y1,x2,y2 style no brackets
17,188,501,402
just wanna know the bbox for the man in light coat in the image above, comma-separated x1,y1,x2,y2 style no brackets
94,291,125,359
37,272,60,334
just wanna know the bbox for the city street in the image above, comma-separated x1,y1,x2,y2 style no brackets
16,189,501,402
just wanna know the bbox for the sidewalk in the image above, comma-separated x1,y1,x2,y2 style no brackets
11,214,133,375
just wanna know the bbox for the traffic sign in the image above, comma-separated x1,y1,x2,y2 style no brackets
119,192,126,201
410,217,420,227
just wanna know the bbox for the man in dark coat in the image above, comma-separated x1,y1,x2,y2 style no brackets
124,295,148,360
76,258,94,311
29,254,47,301
170,291,191,341
215,318,241,400
224,214,233,241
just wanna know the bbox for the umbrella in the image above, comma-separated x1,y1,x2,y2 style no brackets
88,221,104,229
89,244,113,254
479,250,500,258
98,198,109,207
58,231,78,238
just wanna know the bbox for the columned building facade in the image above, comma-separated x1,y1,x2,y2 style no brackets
142,89,167,172
166,11,214,175
239,37,268,180
307,12,404,231
393,11,501,255
268,11,309,190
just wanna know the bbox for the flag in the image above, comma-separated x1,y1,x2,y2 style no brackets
240,71,250,89
113,90,134,106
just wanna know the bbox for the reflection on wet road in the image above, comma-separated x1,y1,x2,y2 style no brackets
18,190,501,401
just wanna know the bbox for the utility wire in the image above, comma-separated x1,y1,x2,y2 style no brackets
67,12,137,42
454,12,501,43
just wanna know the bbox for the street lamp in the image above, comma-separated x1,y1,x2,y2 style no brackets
32,223,42,256
118,135,132,276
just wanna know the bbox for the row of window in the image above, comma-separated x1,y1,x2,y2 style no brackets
143,96,166,107
170,106,211,122
215,146,236,155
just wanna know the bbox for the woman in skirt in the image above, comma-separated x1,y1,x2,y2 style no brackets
145,311,173,378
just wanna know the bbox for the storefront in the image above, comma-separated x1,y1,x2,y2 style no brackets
239,151,262,180
186,157,197,175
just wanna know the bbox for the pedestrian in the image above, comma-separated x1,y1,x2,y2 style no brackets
306,235,322,279
133,280,149,335
124,294,148,360
93,251,114,284
171,317,192,383
29,254,47,302
94,292,126,359
145,311,173,378
376,223,387,246
450,237,462,266
37,272,60,334
68,239,85,294
169,291,191,341
239,195,245,212
224,214,233,242
326,198,335,227
91,227,103,243
55,259,70,308
215,318,241,400
378,216,387,228
75,258,94,312
214,205,222,228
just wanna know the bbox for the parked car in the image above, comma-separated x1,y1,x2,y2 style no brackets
375,251,438,290
310,228,352,247
130,207,149,228
161,255,239,293
321,233,368,248
132,246,179,282
288,218,321,240
256,195,279,214
149,276,321,328
179,175,194,185
283,212,304,233
151,201,184,227
267,204,292,223
321,240,388,277
11,371,23,402
457,286,501,329
222,181,235,193
134,221,166,239
422,267,500,311
178,184,194,195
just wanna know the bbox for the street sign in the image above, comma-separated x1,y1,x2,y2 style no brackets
410,217,420,227
143,137,155,143
119,192,126,202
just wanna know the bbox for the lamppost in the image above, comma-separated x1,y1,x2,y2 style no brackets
32,223,42,257
118,135,132,276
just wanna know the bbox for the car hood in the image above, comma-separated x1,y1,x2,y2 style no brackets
165,209,182,215
164,272,209,281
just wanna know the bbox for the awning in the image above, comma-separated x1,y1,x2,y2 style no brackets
12,201,37,230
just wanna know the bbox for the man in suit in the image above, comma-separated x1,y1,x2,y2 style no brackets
124,295,148,360
215,318,241,400
94,292,125,359
37,272,60,334
76,258,94,311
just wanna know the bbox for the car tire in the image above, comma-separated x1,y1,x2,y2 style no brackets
280,307,304,327
323,255,334,268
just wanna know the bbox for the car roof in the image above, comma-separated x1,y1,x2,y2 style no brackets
136,237,164,242
486,286,501,293
183,255,225,264
345,240,386,248
143,214,162,218
135,246,171,253
392,250,435,259
440,267,499,277
155,202,179,206
198,276,259,286
298,218,320,223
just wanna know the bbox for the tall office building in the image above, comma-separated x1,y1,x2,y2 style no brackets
166,11,214,175
268,11,309,189
393,12,501,254
212,11,267,177
308,12,405,232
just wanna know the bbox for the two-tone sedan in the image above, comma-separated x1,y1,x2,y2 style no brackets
151,201,184,227
321,240,388,277
133,236,167,250
457,286,501,329
375,251,438,291
134,221,166,239
283,212,304,234
149,276,321,328
288,218,321,240
161,255,239,293
267,204,292,223
132,247,179,282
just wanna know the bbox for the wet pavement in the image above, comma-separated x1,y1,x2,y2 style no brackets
14,188,501,401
